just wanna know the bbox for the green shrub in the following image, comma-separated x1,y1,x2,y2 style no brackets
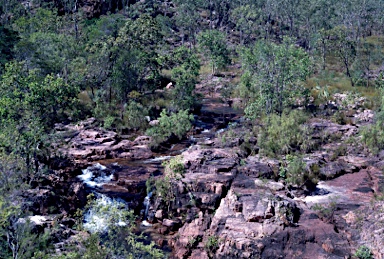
103,115,116,130
187,236,202,249
311,198,338,222
258,110,313,157
354,245,373,259
330,109,354,125
204,235,220,258
154,156,185,213
146,109,193,147
122,101,148,131
330,144,347,161
279,155,318,188
361,120,384,155
197,30,231,75
361,91,384,155
163,155,185,178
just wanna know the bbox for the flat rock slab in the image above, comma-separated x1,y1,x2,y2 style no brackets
303,168,375,208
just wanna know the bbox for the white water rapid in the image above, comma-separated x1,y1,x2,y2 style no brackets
77,163,114,187
83,194,128,233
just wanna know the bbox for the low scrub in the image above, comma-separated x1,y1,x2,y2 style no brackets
258,110,314,157
146,109,193,147
361,95,384,155
361,118,384,155
279,155,318,189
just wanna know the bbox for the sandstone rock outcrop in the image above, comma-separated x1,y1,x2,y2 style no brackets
55,118,153,167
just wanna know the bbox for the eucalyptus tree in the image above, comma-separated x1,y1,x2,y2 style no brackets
353,38,384,87
198,30,231,75
170,46,200,110
327,26,357,86
84,13,163,106
239,37,312,118
230,3,263,45
173,0,201,45
0,62,79,178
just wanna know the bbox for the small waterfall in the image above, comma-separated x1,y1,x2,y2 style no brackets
202,129,211,133
216,128,226,134
143,156,172,164
77,163,114,187
141,192,153,227
143,192,153,218
77,163,129,233
83,194,128,233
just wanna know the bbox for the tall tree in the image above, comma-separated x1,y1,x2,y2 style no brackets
230,4,262,45
239,37,311,117
0,62,79,179
327,26,357,86
198,30,230,75
173,0,201,45
170,46,200,110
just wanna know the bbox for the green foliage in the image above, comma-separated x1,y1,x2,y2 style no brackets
312,197,338,222
258,110,313,157
353,37,384,87
65,195,165,259
330,144,347,161
170,46,200,110
122,101,149,131
204,235,220,258
173,0,201,44
240,37,312,117
115,14,163,89
0,62,79,127
198,30,231,74
12,8,61,35
103,115,116,130
230,4,262,44
82,13,166,120
354,245,373,259
279,155,318,187
0,26,18,73
15,31,79,75
326,26,357,86
154,176,175,214
361,119,384,155
155,156,185,213
361,93,384,154
146,109,193,146
163,155,185,178
0,154,26,196
0,62,79,180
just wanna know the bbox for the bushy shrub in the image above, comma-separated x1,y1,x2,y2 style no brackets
361,119,384,155
146,109,193,146
354,245,373,259
197,30,230,75
361,91,384,155
279,155,318,188
122,101,148,131
204,235,220,258
258,110,313,157
311,198,338,222
154,156,185,213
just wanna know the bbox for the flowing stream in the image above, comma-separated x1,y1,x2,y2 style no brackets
76,97,243,240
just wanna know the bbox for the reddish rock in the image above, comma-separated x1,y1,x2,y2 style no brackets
155,210,164,220
56,120,153,163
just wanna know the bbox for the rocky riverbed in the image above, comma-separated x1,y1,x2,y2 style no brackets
25,89,384,259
